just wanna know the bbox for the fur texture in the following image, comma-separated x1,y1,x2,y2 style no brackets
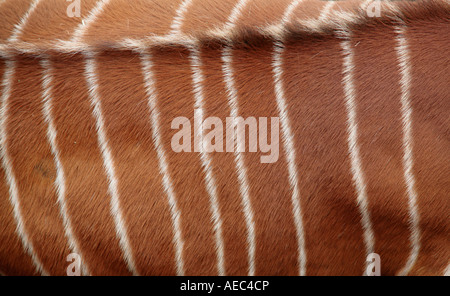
0,0,449,276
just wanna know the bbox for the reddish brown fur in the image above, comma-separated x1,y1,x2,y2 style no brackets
0,0,30,42
84,0,182,40
283,34,367,275
7,56,70,275
19,0,98,42
0,58,39,276
292,0,326,19
231,40,299,275
181,0,237,34
152,45,220,275
352,24,412,275
0,0,449,276
200,44,251,275
406,18,449,276
49,53,131,275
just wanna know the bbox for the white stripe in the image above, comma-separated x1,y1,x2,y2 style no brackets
318,1,336,22
340,37,375,273
84,52,139,276
280,0,303,25
189,45,226,276
0,59,49,276
271,0,306,277
140,52,185,276
444,264,450,276
293,0,335,32
221,46,256,276
214,0,256,276
0,1,414,56
7,0,41,43
40,58,91,276
169,0,194,35
206,0,249,39
272,44,307,276
395,25,421,276
222,0,250,32
361,0,375,11
71,0,111,43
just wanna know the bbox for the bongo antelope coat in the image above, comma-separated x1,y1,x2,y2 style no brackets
0,0,449,276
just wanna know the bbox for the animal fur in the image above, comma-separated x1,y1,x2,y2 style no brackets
0,0,448,275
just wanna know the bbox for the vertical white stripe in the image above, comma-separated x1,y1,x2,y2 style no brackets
272,44,307,276
140,51,185,276
395,25,421,276
219,0,255,276
221,46,256,276
40,58,91,276
340,36,375,273
169,0,195,35
71,0,112,43
0,59,49,276
7,0,41,43
271,0,306,276
189,45,226,276
84,52,139,276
